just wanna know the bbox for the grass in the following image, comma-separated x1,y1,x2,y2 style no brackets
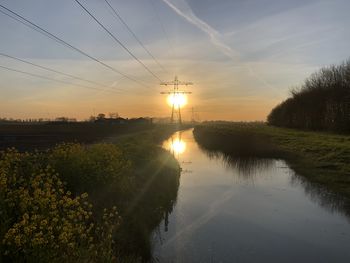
0,124,186,262
193,122,350,199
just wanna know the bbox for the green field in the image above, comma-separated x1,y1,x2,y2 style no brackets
193,122,350,199
0,122,155,151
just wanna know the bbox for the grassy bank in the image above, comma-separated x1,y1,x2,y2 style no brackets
0,125,184,262
193,122,350,199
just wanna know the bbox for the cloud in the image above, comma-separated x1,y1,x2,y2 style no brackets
161,0,239,60
161,0,275,90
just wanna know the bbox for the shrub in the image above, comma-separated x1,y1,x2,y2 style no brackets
0,149,120,263
47,143,132,195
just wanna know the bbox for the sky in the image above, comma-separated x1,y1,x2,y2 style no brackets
0,0,349,121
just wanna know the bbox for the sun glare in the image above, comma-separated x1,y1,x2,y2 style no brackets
169,138,186,155
167,93,187,108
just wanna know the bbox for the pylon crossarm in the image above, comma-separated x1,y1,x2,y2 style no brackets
160,82,193,86
160,91,192,94
177,82,193,85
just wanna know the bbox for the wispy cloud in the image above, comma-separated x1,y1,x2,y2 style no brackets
161,0,275,90
161,0,239,60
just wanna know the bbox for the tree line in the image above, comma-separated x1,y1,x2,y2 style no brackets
268,59,350,132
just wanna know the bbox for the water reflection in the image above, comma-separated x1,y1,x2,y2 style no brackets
289,171,350,220
199,140,350,220
165,131,187,157
204,150,275,178
170,138,186,155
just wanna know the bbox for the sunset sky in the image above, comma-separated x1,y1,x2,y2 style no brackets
1,0,349,121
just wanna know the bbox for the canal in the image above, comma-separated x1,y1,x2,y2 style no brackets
152,129,350,262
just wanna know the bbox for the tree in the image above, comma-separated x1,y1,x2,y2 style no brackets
108,112,119,119
97,113,106,120
268,58,350,132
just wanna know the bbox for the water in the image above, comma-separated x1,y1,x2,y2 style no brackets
152,129,350,262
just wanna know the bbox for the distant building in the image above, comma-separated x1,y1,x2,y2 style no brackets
52,117,77,124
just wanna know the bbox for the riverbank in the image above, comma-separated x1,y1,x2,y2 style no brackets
193,122,350,199
0,125,185,262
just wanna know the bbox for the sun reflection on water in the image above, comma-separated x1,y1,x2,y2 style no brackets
166,132,186,156
170,138,186,155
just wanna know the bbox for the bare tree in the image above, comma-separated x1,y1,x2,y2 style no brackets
268,58,350,132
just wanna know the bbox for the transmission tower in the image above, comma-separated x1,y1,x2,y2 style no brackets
160,76,193,124
191,107,195,123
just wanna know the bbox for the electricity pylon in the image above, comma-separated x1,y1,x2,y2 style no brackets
160,76,193,124
191,107,195,123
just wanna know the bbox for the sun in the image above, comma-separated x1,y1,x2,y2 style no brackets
167,93,187,108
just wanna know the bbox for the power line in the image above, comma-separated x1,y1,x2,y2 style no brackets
149,0,177,73
0,3,150,89
103,0,168,74
73,0,163,82
0,9,66,48
0,52,124,92
0,64,118,93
